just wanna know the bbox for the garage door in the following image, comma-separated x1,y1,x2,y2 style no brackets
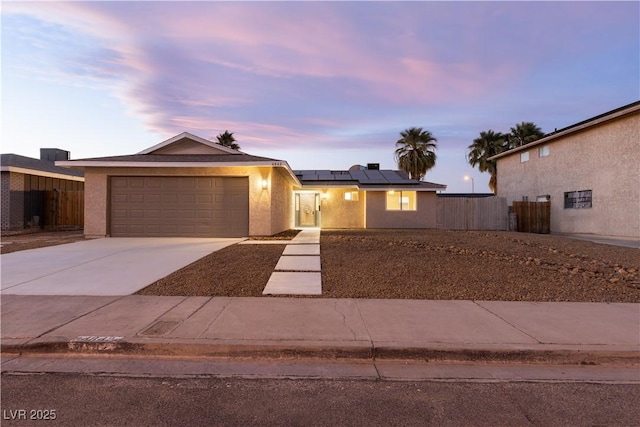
110,176,248,237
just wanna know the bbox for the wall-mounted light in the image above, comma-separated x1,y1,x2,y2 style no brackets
261,179,268,190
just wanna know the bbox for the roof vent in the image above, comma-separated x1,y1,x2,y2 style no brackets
349,164,366,171
366,163,380,170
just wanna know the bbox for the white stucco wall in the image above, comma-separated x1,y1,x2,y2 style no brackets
496,111,640,238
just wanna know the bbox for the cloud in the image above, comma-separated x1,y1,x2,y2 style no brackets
3,1,638,158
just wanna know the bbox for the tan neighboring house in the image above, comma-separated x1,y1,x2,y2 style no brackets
489,101,640,239
58,132,446,238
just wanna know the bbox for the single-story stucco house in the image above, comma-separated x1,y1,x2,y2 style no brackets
489,100,640,239
57,132,446,238
1,149,84,230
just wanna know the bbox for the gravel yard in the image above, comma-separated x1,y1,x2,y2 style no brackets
0,230,85,254
320,230,640,302
3,229,638,302
138,229,639,302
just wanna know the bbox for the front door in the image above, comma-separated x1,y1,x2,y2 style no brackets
295,192,320,227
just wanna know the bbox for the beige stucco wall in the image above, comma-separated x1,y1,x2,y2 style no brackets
314,188,366,229
496,111,640,238
366,191,438,228
83,166,291,237
268,167,294,235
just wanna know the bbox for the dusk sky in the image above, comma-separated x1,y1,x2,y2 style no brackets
2,1,638,192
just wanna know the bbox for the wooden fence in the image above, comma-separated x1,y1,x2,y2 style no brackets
512,201,550,234
436,197,508,231
43,190,84,228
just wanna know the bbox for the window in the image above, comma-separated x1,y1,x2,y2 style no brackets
386,191,416,211
344,191,359,201
520,151,530,162
564,190,592,209
539,145,550,157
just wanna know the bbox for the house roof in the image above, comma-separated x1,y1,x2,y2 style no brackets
54,131,448,191
295,169,446,191
62,153,282,164
489,100,640,161
137,132,241,155
0,153,84,180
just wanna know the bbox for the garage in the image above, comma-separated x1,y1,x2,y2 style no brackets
110,176,249,237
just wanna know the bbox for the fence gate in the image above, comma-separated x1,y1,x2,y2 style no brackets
512,201,550,234
43,190,84,228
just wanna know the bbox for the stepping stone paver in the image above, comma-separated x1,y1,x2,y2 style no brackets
275,256,321,272
262,272,322,295
283,244,320,255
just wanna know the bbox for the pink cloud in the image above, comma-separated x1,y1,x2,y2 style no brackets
4,1,637,155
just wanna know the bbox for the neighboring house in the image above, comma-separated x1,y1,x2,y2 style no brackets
1,149,85,231
489,101,640,239
57,132,446,238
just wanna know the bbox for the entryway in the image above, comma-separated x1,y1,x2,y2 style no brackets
294,192,320,228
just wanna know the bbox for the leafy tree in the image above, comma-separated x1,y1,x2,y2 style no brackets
467,130,507,194
216,130,240,150
507,122,544,148
395,127,437,181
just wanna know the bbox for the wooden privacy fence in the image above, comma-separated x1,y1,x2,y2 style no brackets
43,190,84,228
512,201,550,234
436,197,508,231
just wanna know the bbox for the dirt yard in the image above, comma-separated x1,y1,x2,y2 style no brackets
3,229,638,302
0,230,86,254
141,229,639,302
320,229,639,302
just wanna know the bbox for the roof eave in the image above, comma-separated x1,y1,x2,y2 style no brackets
489,101,640,161
55,160,302,186
1,165,85,181
137,132,242,155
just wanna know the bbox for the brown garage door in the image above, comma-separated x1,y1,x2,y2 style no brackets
110,176,248,237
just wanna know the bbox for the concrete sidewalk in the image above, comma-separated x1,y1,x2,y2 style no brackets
2,295,639,366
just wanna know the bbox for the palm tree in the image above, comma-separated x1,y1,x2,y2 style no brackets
467,130,507,194
395,127,437,181
507,122,544,148
216,130,240,150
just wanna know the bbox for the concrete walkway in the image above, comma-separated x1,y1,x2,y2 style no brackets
262,229,322,296
2,296,638,367
0,238,242,296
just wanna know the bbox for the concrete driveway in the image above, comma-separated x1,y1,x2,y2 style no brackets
0,238,243,296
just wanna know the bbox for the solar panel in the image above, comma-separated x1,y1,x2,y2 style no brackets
380,170,400,182
362,169,388,184
316,173,335,180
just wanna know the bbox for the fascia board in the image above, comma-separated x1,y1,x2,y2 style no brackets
489,103,640,161
360,186,445,192
298,184,360,189
56,161,276,168
137,132,240,155
1,166,85,181
297,183,445,191
54,160,302,186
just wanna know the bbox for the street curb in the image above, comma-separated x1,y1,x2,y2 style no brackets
3,340,639,366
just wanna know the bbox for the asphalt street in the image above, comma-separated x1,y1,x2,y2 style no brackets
2,373,639,426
